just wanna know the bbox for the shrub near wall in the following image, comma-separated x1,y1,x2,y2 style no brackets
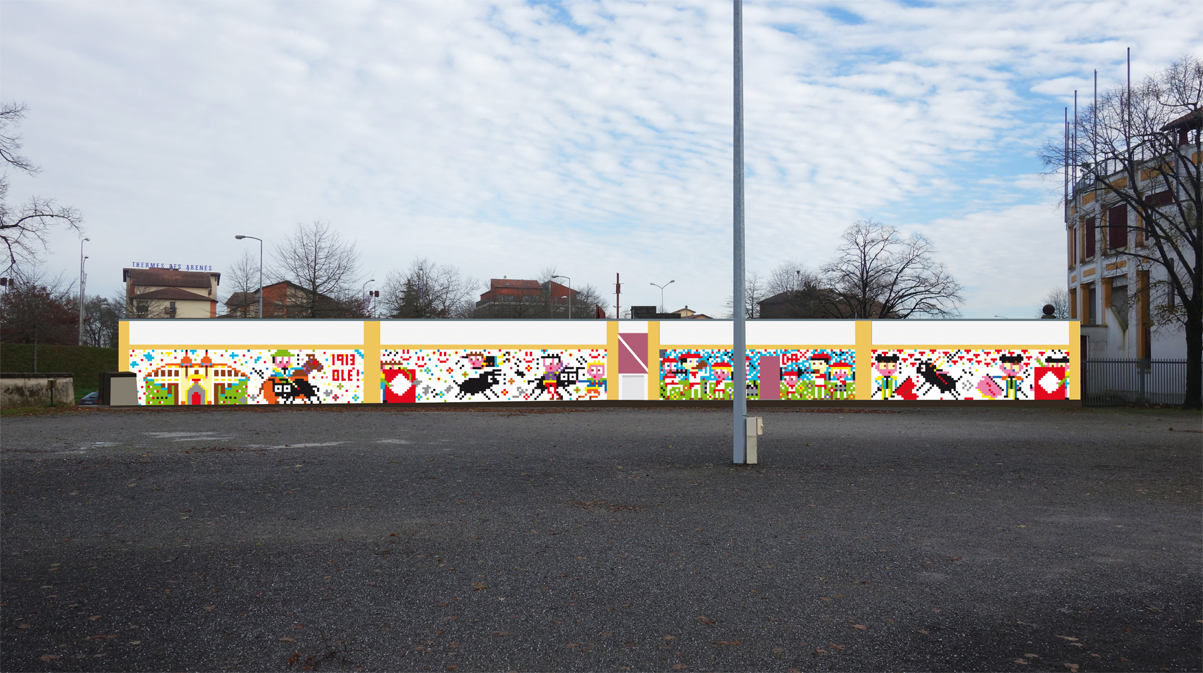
0,344,118,400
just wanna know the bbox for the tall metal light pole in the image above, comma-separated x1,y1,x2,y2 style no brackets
552,275,572,319
362,279,376,317
78,237,89,345
234,235,263,318
732,0,748,465
650,280,674,313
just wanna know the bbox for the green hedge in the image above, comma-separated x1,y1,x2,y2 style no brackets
0,343,120,402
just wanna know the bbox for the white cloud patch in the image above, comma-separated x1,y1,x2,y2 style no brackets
2,0,1200,317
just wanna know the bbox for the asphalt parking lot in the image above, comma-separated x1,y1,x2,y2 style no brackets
1,406,1200,672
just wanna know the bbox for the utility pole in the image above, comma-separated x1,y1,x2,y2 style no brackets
733,0,748,465
78,238,89,345
615,273,621,320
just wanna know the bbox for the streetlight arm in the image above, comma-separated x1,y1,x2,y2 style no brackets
235,234,264,318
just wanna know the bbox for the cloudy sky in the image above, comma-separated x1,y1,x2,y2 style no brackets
3,0,1201,318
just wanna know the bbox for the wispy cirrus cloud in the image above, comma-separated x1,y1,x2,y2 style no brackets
3,0,1200,316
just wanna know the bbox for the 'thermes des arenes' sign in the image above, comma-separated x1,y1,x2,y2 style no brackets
131,262,214,271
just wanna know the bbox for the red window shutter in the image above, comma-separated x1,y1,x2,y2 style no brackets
1144,190,1173,207
1107,203,1128,250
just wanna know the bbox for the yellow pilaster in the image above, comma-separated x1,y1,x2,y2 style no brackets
647,321,661,400
853,320,873,400
119,321,130,372
606,321,619,400
1068,320,1081,401
363,320,381,403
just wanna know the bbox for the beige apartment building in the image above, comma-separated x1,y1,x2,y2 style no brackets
124,267,221,319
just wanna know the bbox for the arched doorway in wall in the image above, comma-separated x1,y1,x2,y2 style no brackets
186,382,206,405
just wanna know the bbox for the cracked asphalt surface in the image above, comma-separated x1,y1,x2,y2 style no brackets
1,406,1200,672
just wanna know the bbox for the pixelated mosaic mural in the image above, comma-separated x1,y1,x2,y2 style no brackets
871,349,1071,401
380,349,608,403
660,349,856,400
128,349,365,405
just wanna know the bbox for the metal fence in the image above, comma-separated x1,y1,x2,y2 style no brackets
1082,359,1190,406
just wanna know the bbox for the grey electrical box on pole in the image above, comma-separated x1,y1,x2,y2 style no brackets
732,0,748,465
745,416,763,464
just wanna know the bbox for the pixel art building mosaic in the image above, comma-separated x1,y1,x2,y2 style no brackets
128,349,365,405
870,349,1071,401
659,349,857,400
380,349,609,403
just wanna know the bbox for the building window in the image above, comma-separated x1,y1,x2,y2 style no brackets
1107,203,1128,250
1087,284,1097,325
1069,287,1077,320
1084,217,1096,258
136,301,149,318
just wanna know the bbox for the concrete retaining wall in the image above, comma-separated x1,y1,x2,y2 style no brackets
0,373,76,408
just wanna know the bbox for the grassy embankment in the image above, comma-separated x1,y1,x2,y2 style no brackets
0,343,119,405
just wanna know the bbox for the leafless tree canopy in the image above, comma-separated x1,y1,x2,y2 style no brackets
724,271,766,319
83,295,123,347
0,102,83,275
271,221,361,318
0,265,78,346
382,258,480,319
1040,54,1200,408
765,260,820,297
223,250,262,318
819,220,963,319
1036,287,1070,320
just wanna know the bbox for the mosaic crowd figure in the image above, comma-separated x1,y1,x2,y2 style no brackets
810,353,831,400
873,353,900,399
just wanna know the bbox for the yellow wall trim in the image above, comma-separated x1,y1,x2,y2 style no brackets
853,321,872,400
119,322,130,372
363,321,381,403
1104,260,1127,271
1082,267,1096,277
647,322,661,400
606,322,619,400
1081,191,1095,204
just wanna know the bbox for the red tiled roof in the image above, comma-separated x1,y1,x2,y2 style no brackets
123,268,219,289
1161,108,1201,132
130,287,212,301
490,278,541,290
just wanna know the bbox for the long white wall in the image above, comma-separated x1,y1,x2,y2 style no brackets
128,320,366,346
871,320,1070,346
380,320,607,346
126,319,1075,348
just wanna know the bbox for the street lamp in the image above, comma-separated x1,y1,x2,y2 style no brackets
234,235,263,318
362,279,376,317
552,274,572,319
78,237,89,345
650,280,674,314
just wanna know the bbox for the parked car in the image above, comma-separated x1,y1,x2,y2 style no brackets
79,391,99,406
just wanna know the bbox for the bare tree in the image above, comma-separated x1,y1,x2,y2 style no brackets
382,258,480,319
0,102,83,275
818,220,962,319
1035,287,1070,319
724,271,766,318
222,250,261,317
0,265,77,370
765,259,820,297
82,295,122,347
1040,54,1201,409
271,220,361,318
